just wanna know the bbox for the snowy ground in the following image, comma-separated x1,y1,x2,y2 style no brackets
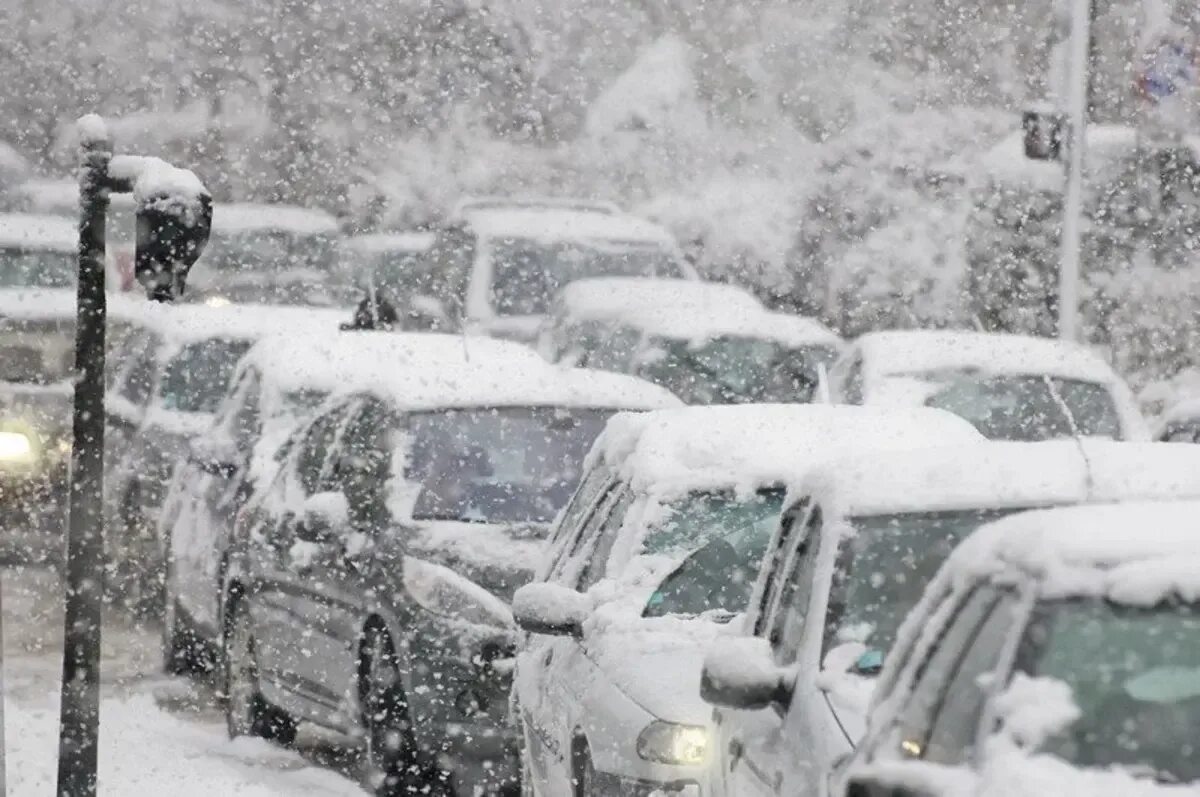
0,565,367,795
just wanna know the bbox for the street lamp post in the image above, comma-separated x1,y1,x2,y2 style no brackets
55,115,211,797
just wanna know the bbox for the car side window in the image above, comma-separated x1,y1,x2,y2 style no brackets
890,586,1000,761
328,398,397,528
576,489,634,591
230,371,262,452
544,468,610,571
296,401,356,496
752,500,811,637
924,590,1021,765
118,335,159,406
766,507,822,665
588,325,641,372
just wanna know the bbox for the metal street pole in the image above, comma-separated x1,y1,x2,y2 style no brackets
1058,0,1091,341
56,120,110,797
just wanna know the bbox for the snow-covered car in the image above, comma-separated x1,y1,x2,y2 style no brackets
184,202,351,307
700,440,1200,797
827,330,1148,441
339,230,435,293
159,329,438,673
1155,398,1200,443
835,500,1200,797
104,302,347,607
413,200,695,341
510,404,981,797
537,276,843,404
220,341,679,794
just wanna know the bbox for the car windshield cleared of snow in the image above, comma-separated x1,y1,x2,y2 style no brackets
490,237,680,316
1016,598,1200,783
920,372,1122,440
203,231,337,274
642,488,785,618
824,508,1019,664
158,339,253,414
408,406,612,524
640,337,839,404
0,248,75,288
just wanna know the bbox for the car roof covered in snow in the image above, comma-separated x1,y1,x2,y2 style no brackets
590,404,982,501
343,231,435,255
211,203,340,236
0,212,78,252
350,334,682,413
944,499,1200,605
856,329,1120,386
796,440,1200,518
556,277,839,346
462,206,676,247
112,301,348,349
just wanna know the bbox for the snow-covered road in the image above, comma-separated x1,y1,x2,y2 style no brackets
0,566,366,795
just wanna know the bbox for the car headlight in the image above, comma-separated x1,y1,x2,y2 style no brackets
636,720,709,765
204,295,232,308
0,431,34,462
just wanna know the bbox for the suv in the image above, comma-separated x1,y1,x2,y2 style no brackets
104,302,346,607
837,501,1200,796
700,440,1200,797
220,343,678,795
411,200,694,341
538,276,842,404
511,405,979,797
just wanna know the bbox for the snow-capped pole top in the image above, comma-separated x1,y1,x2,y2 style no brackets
108,154,210,226
76,113,110,148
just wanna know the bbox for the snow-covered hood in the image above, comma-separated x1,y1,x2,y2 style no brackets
587,625,714,725
407,519,547,601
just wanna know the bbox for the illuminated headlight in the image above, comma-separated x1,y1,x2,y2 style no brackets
204,296,231,308
636,721,708,766
0,431,33,462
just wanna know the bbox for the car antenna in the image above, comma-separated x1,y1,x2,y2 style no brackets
1043,374,1095,496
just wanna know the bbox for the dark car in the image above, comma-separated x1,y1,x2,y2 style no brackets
219,344,678,794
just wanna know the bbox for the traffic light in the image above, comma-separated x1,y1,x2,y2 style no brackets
134,191,213,301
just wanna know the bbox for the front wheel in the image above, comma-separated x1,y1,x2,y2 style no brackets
223,596,295,745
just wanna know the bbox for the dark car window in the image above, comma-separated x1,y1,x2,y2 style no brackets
752,500,810,637
158,338,253,414
297,403,354,495
545,467,611,574
555,486,621,587
924,374,1122,441
1014,598,1200,783
924,591,1021,764
767,508,822,665
891,587,1001,760
230,370,262,451
329,398,395,527
576,489,634,591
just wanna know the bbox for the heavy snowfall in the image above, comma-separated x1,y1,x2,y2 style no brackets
2,0,1200,795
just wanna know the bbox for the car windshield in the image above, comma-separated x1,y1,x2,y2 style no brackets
158,339,253,414
203,231,337,274
921,372,1122,440
489,237,680,316
408,407,612,524
825,508,1021,663
639,337,839,404
0,248,75,288
1017,598,1200,783
642,488,786,619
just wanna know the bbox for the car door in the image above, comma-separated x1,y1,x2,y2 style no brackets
289,396,397,716
248,400,357,711
523,485,624,793
727,505,822,797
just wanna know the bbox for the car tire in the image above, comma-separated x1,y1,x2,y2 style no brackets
223,595,296,745
359,626,451,797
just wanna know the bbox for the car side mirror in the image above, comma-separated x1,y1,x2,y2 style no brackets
189,436,239,478
700,636,795,710
512,582,588,637
297,491,350,543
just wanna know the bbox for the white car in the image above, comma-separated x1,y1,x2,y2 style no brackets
415,200,696,341
701,440,1200,797
510,404,981,796
537,276,842,405
827,330,1148,441
835,500,1200,797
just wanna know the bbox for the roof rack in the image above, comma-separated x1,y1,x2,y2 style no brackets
451,194,622,220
